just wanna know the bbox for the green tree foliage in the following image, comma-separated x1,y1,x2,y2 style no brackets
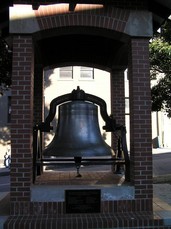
150,19,171,117
0,36,12,94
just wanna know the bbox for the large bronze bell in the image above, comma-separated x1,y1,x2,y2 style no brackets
43,100,114,158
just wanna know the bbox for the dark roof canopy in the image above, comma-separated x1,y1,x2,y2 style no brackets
0,0,171,37
0,1,13,37
149,0,171,30
0,1,171,70
35,29,129,71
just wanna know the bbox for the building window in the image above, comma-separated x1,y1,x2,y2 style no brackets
59,66,73,80
80,67,94,80
59,66,94,80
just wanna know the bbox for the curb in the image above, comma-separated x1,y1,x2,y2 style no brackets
0,171,10,176
0,168,10,176
153,175,171,184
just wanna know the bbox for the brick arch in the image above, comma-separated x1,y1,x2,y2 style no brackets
34,4,130,34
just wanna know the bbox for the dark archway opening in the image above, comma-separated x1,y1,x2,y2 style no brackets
34,27,129,71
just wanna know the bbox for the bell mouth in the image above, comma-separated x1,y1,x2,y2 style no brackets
43,145,115,158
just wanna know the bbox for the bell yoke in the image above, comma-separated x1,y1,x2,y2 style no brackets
33,87,130,181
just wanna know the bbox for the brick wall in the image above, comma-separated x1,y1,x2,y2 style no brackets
110,70,125,151
111,70,125,125
32,4,129,33
10,35,34,214
128,38,153,201
34,64,44,125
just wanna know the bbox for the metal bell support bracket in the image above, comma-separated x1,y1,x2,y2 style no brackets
33,87,130,182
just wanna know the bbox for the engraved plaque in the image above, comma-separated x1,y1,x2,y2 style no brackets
65,189,101,213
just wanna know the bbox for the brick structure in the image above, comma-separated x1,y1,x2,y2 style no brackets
4,1,170,228
10,35,34,205
110,70,125,151
128,38,153,199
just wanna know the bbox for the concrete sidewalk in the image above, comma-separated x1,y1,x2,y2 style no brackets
0,165,10,229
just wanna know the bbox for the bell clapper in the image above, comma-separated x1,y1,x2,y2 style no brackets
76,165,82,177
74,157,82,177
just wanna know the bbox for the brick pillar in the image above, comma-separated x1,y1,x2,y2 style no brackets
34,64,44,125
110,70,125,124
110,70,125,151
128,38,153,210
10,35,34,214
